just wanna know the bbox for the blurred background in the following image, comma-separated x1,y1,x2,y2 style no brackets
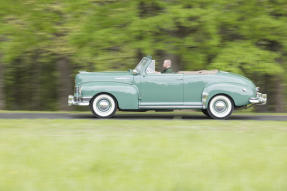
0,0,286,112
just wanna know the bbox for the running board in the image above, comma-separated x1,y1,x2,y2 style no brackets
138,105,203,109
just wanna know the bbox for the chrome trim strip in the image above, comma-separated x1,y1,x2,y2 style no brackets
139,105,203,109
82,96,92,99
202,92,208,109
140,102,182,106
139,102,202,106
114,77,131,80
139,101,204,109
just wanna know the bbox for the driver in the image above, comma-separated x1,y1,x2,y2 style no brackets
161,59,173,73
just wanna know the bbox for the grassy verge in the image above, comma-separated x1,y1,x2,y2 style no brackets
0,119,287,191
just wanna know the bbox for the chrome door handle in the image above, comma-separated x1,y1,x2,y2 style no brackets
177,77,183,80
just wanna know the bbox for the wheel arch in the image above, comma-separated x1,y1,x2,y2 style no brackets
207,93,235,107
90,92,119,108
81,81,139,110
202,83,253,108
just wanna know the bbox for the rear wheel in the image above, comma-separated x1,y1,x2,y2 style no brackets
90,94,117,118
207,95,233,119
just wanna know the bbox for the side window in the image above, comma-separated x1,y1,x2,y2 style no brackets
146,60,155,74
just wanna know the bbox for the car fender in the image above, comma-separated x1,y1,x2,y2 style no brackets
80,81,139,109
202,83,255,108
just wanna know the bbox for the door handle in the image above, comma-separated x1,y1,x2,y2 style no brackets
176,77,183,80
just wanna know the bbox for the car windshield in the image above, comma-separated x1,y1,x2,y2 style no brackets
135,57,150,73
146,60,155,74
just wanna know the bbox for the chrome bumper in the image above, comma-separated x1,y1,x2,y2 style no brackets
68,95,90,106
249,92,267,105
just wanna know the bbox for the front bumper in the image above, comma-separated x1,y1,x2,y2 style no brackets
68,95,90,106
249,92,267,105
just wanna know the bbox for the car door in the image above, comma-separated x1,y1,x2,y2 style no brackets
138,73,184,106
183,74,207,105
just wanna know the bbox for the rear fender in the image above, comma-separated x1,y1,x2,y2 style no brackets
202,83,255,108
81,81,139,109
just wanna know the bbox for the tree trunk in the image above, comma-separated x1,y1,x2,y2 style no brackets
0,58,4,110
256,75,285,112
169,54,182,72
57,57,73,110
274,76,285,112
31,53,42,110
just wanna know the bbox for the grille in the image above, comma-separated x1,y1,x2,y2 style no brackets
74,86,80,102
75,86,79,94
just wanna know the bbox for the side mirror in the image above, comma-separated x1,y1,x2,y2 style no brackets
132,69,139,75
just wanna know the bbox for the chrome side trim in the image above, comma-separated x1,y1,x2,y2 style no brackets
140,102,185,106
184,102,203,106
202,92,208,109
139,101,204,109
139,105,203,109
114,77,131,80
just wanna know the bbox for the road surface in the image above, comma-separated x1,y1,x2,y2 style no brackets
0,112,286,121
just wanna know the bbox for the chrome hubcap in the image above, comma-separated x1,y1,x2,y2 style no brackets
97,99,110,112
214,100,227,112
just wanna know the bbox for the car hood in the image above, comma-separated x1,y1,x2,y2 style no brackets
75,71,133,85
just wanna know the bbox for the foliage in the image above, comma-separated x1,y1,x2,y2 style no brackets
0,0,286,110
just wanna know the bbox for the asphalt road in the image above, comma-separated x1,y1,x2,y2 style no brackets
0,112,286,121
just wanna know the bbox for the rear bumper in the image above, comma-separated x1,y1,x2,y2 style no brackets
249,92,267,105
68,95,90,106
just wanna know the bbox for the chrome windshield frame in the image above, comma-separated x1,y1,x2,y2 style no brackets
134,57,152,74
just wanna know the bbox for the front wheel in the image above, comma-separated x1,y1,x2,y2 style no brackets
90,94,117,118
207,95,234,119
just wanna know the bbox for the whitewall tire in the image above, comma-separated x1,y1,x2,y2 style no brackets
90,94,117,118
207,95,233,119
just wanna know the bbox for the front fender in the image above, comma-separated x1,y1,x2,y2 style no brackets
202,83,255,108
80,81,139,109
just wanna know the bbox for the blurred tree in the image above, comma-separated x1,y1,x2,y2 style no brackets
0,0,286,111
49,2,74,110
0,55,4,110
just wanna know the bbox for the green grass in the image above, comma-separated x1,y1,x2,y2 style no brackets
1,119,287,191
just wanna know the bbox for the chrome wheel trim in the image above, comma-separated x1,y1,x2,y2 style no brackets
213,100,227,112
93,94,115,117
97,99,111,112
209,95,232,118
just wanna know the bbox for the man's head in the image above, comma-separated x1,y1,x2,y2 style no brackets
163,59,172,69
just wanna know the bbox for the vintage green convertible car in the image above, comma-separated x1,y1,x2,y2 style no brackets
68,56,267,119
